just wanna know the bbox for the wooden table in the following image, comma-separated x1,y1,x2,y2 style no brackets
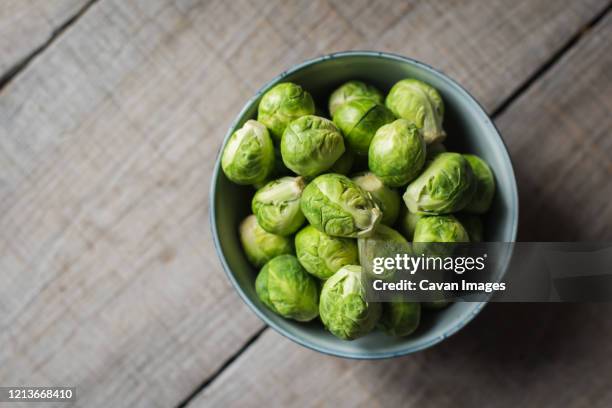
1,1,611,407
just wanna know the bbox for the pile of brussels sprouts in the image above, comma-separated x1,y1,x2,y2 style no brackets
221,79,495,341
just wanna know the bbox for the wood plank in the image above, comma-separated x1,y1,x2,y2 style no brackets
184,0,610,111
0,0,90,76
500,19,612,241
189,13,612,408
194,303,612,407
0,1,265,407
0,0,608,407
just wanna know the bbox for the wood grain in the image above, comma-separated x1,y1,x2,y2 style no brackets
192,303,612,407
0,0,609,407
189,12,612,408
0,0,90,77
500,16,612,241
0,2,265,407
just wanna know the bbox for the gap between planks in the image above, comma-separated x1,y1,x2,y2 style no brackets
0,0,101,92
175,3,612,407
176,326,268,408
491,1,612,118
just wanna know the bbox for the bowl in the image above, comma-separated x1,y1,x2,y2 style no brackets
210,51,518,359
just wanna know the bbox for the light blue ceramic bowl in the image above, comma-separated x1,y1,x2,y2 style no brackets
211,51,518,359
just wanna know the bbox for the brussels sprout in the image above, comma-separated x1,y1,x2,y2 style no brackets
329,150,354,175
295,225,358,280
319,265,381,340
463,154,495,214
368,119,426,187
352,172,400,225
255,255,319,321
258,82,315,141
358,225,410,280
413,215,469,243
426,142,447,161
221,120,275,185
328,80,384,116
239,215,294,268
300,174,382,238
398,208,424,241
457,213,483,242
379,301,421,337
281,115,345,178
403,152,475,214
252,177,306,236
385,78,445,144
413,215,469,258
333,99,395,155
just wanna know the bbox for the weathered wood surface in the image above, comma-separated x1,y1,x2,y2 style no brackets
0,0,90,77
190,13,612,408
0,0,609,407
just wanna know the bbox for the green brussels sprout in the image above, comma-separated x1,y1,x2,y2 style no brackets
413,215,469,243
328,80,384,116
413,215,469,259
295,225,358,280
255,255,319,321
221,120,275,185
398,208,424,241
239,215,294,268
281,115,345,178
403,152,475,214
332,99,395,155
252,176,306,236
379,301,421,337
358,225,410,280
426,142,447,161
319,265,381,340
368,119,426,187
457,213,483,242
463,154,495,214
300,173,382,238
385,78,445,144
352,172,400,225
257,82,315,141
329,150,354,175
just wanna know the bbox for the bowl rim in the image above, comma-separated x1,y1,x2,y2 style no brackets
210,50,519,359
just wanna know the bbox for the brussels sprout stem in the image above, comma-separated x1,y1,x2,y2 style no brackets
257,177,306,203
356,207,382,238
342,268,362,296
354,172,383,191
